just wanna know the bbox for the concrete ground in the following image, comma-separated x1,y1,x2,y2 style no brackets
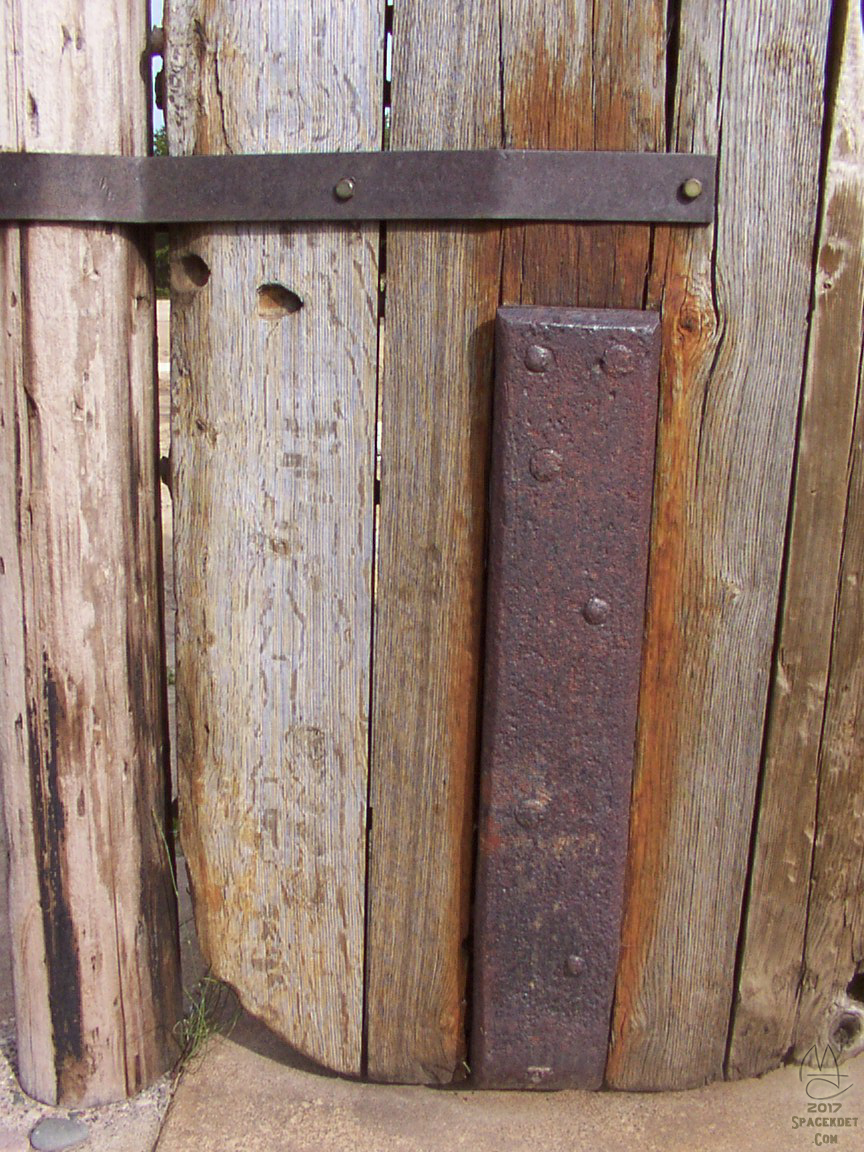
4,300,864,1150
156,1018,864,1152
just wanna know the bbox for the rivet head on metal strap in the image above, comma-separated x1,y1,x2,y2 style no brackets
334,177,356,201
680,177,703,200
582,597,610,626
525,344,554,373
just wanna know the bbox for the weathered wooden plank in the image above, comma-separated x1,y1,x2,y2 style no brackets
0,0,180,1106
788,1,864,1064
365,0,501,1084
791,357,864,1065
728,0,864,1080
607,0,832,1090
165,2,382,1075
500,0,665,308
366,0,666,1086
491,0,666,1086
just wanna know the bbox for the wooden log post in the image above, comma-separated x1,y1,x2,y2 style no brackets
366,0,501,1084
165,1,382,1074
728,0,864,1080
0,1,181,1106
366,0,665,1084
607,0,832,1090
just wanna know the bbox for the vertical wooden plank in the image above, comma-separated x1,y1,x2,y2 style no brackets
607,0,832,1090
366,0,501,1084
0,0,181,1107
366,0,665,1085
729,0,864,1080
792,344,864,1065
165,1,382,1075
500,0,665,309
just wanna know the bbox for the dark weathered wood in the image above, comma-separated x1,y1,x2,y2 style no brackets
0,0,180,1106
728,0,864,1080
365,0,501,1084
166,0,382,1074
607,0,832,1090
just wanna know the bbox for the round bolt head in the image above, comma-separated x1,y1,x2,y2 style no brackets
582,596,610,626
529,448,563,482
681,177,703,201
515,799,545,829
334,177,356,201
601,343,635,377
525,344,554,373
566,954,585,977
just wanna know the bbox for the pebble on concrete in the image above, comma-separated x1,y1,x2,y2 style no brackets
29,1117,89,1152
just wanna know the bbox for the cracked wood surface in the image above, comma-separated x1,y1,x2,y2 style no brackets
365,0,501,1084
161,0,855,1093
165,1,382,1075
365,0,665,1084
607,0,833,1090
0,0,180,1106
729,0,864,1078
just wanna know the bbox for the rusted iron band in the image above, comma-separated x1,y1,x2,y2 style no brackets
0,150,714,224
472,307,661,1090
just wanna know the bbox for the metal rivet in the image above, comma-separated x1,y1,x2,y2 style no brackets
334,177,356,201
515,799,545,829
582,597,610,625
529,448,563,482
680,177,703,201
525,344,553,373
601,344,635,376
566,954,585,977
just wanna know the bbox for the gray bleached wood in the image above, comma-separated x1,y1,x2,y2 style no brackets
728,0,864,1080
608,0,832,1090
165,0,382,1075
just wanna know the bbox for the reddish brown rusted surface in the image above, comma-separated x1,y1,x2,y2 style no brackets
471,307,660,1090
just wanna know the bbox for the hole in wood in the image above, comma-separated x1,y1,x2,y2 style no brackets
829,1009,864,1052
846,972,864,1004
257,283,303,318
172,253,211,292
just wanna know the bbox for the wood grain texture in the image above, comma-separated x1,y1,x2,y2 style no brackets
0,0,180,1107
607,0,832,1090
366,0,665,1085
728,0,864,1080
165,0,382,1075
499,0,665,308
365,0,501,1084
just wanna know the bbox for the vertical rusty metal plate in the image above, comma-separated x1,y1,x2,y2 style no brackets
471,307,661,1090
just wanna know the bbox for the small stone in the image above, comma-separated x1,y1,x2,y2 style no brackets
29,1117,89,1152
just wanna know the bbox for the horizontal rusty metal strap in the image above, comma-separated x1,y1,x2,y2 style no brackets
0,150,714,224
472,307,661,1091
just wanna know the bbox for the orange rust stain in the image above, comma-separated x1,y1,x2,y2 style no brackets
499,12,662,311
607,235,717,1080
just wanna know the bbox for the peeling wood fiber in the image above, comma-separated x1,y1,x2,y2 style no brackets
166,0,382,1075
608,0,834,1091
728,0,864,1081
0,0,180,1107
